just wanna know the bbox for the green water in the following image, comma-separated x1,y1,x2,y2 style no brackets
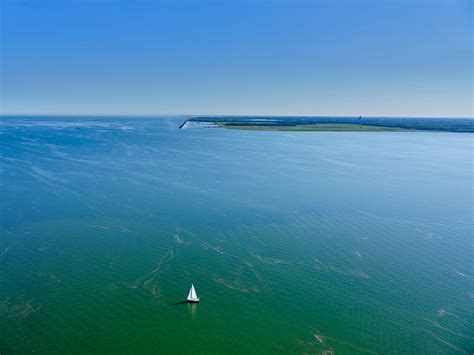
1,117,473,353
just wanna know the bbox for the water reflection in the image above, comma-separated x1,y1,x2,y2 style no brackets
188,303,197,319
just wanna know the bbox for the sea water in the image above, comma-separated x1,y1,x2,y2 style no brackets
1,116,472,353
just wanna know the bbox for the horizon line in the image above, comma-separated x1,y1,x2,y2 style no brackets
1,113,473,120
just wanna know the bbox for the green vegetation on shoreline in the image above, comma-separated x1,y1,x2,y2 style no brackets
217,122,417,132
182,116,474,133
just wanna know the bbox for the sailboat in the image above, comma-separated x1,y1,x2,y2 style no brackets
187,284,200,303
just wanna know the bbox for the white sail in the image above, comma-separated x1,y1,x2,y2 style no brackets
187,284,199,301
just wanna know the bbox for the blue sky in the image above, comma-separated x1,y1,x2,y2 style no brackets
1,0,472,117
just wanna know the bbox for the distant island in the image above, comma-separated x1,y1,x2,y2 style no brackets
180,116,474,133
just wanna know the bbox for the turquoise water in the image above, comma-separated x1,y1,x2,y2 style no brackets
1,116,473,353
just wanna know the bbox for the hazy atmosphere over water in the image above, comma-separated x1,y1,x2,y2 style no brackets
1,0,472,117
1,116,473,353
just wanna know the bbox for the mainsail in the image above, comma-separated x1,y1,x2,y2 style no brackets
187,284,199,302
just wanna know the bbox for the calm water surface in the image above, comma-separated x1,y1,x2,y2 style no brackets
1,117,473,353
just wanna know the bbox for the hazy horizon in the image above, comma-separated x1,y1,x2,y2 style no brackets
1,113,473,119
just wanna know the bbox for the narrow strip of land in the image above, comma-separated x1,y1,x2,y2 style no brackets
217,122,417,132
180,117,474,133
